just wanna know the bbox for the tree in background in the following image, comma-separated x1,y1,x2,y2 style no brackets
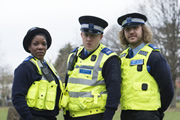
54,43,74,83
102,25,124,55
0,67,13,106
138,0,180,108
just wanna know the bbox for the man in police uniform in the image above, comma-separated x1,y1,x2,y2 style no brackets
62,16,121,120
117,13,174,120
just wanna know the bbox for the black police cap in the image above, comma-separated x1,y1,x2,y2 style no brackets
79,15,108,34
23,27,52,53
117,13,147,27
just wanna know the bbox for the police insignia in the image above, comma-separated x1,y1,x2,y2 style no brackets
71,47,79,53
24,56,34,61
101,48,113,55
148,44,159,50
120,53,126,58
138,51,148,56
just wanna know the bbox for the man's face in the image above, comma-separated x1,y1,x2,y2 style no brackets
124,25,143,49
81,32,103,51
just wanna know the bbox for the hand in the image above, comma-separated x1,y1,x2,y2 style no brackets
159,112,164,120
158,109,164,120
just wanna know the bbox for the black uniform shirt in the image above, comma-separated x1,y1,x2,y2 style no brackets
147,51,174,113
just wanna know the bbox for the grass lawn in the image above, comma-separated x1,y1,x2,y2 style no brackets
0,107,8,120
1,103,180,120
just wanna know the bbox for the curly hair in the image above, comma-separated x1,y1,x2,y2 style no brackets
118,25,154,48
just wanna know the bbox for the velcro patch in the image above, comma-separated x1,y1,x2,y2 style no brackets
130,59,144,66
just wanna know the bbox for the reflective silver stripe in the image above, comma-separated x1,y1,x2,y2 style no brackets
68,78,105,86
92,52,104,81
122,18,145,26
69,91,107,98
81,24,104,32
37,60,43,67
68,50,105,86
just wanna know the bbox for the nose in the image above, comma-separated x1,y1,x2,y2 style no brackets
129,28,135,33
37,44,44,49
86,35,91,41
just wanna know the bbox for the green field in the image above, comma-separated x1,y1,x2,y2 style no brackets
1,103,180,120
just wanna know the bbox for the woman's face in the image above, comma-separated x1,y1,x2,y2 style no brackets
28,35,47,61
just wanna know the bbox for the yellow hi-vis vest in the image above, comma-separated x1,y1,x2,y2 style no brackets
25,56,63,110
64,44,117,117
120,44,161,110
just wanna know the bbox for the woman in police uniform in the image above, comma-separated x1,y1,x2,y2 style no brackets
12,27,63,120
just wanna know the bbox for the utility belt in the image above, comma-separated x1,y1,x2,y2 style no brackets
26,80,57,110
70,108,105,118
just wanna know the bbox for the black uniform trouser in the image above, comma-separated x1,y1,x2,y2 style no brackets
64,111,103,120
20,116,57,120
121,110,161,120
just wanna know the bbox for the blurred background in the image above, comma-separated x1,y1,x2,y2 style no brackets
0,0,180,119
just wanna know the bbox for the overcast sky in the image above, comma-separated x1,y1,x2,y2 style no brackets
0,0,141,73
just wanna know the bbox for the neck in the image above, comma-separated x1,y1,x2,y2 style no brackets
31,55,44,61
130,41,144,49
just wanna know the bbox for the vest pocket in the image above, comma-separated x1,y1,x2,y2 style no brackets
133,82,150,98
36,80,48,109
68,99,81,111
26,81,39,107
68,98,93,111
61,89,70,108
45,81,57,110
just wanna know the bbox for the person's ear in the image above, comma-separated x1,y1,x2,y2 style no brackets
100,34,103,39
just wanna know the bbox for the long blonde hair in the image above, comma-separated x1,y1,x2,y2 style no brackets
118,25,153,48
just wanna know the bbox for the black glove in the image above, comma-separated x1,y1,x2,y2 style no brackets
158,108,164,120
159,112,164,120
30,116,47,120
